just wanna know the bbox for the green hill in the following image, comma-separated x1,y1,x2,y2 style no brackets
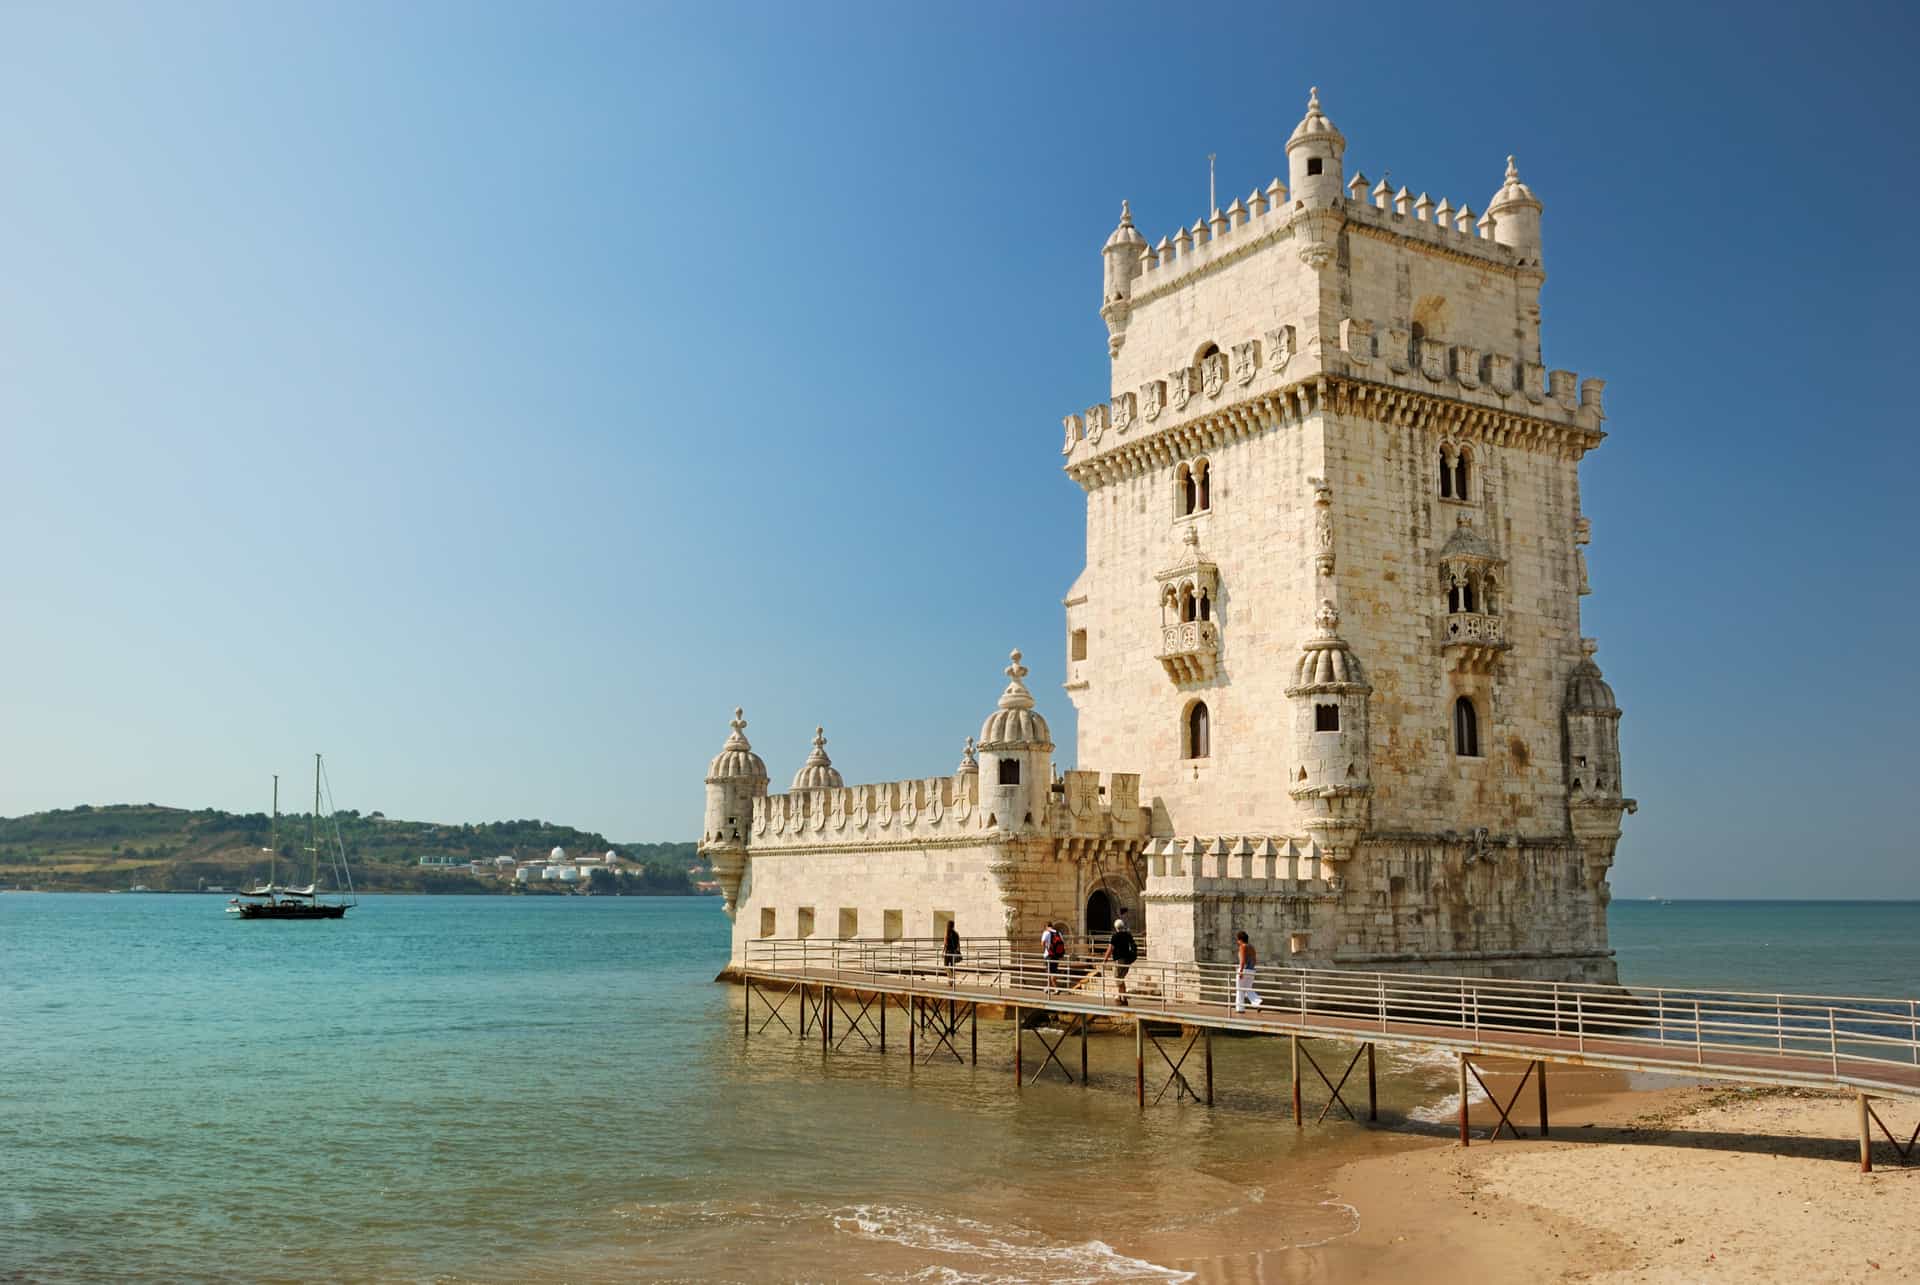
0,803,704,894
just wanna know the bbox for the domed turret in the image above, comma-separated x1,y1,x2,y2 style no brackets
1101,201,1148,357
700,708,770,918
1285,88,1348,270
1286,602,1374,883
1487,155,1543,269
1564,640,1623,802
979,649,1053,751
977,650,1052,835
955,736,979,777
790,726,844,791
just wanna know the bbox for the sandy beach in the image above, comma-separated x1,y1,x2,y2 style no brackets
1282,1070,1920,1285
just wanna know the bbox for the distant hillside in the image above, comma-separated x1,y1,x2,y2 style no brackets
0,804,704,894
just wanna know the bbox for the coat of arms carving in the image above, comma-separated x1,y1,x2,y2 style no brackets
1201,351,1228,398
1110,392,1135,434
1169,367,1192,411
1522,361,1547,403
1419,338,1449,383
1486,354,1515,396
1084,403,1108,443
1231,340,1259,386
1061,413,1082,455
1453,346,1481,389
1385,326,1410,374
1141,380,1165,422
1265,325,1296,375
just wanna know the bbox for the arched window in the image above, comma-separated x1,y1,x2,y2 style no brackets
1453,697,1480,758
1178,584,1196,623
1178,463,1196,516
1453,448,1471,502
1439,447,1455,499
1195,459,1211,511
1186,701,1211,759
1196,589,1211,621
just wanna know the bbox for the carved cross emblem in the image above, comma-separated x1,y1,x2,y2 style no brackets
1141,380,1165,422
1201,351,1228,398
1231,340,1259,386
1169,367,1192,411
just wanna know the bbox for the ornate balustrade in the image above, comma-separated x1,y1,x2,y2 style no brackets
1157,619,1219,683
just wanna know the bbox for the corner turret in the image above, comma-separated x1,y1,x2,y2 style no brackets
1285,602,1373,886
700,708,769,917
790,726,844,791
977,650,1053,835
1486,156,1543,268
1286,88,1347,271
1101,201,1147,359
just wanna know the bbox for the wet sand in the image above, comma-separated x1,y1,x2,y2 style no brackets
1140,1062,1920,1285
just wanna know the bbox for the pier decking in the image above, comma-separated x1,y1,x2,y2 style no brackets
739,939,1920,1172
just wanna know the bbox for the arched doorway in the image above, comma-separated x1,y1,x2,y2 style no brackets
1085,888,1116,936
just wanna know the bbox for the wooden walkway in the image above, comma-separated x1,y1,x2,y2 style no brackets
739,940,1920,1172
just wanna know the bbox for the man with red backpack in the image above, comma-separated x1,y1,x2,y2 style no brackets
1040,921,1067,993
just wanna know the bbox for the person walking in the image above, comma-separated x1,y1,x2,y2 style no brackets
1104,913,1138,1007
1040,921,1066,993
942,921,962,981
1233,930,1263,1013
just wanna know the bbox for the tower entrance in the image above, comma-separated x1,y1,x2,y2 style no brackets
1085,888,1116,935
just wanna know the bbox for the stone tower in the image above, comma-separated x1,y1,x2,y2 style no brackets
1061,89,1633,981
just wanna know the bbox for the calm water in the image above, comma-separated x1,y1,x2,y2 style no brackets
1,895,1913,1283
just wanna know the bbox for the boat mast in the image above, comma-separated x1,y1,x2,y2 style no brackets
269,774,279,888
311,752,321,891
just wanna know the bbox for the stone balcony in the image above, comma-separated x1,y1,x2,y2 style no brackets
1157,619,1219,683
1441,611,1508,673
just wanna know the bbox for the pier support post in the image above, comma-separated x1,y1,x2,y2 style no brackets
1291,1034,1302,1127
1135,1018,1145,1109
1367,1043,1377,1122
970,1003,977,1066
1204,1028,1214,1107
879,991,886,1053
1860,1093,1873,1173
1080,1014,1089,1086
743,978,751,1040
1458,1054,1469,1146
1014,1007,1023,1088
1538,1060,1549,1137
909,996,916,1063
822,986,831,1054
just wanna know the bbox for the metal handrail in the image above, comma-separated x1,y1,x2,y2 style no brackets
739,938,1920,1098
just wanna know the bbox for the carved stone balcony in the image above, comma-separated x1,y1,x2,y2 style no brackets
1157,620,1219,684
1441,611,1508,673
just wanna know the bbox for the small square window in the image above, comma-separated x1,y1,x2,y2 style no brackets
1307,157,1323,176
797,907,815,938
838,908,858,939
1315,704,1340,732
883,909,903,941
1071,628,1088,661
759,907,776,938
999,760,1020,785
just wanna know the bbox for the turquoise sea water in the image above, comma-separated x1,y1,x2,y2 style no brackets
1,895,1913,1282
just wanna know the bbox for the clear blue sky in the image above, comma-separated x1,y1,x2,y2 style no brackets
3,2,1915,897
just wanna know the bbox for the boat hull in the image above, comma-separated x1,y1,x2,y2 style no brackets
230,902,349,920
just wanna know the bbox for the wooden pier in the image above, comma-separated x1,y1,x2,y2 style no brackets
739,939,1920,1172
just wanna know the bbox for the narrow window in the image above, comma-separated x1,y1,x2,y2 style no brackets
932,909,955,940
1307,157,1323,176
1186,701,1211,759
1453,697,1480,758
1447,580,1463,614
1315,703,1340,732
1454,449,1471,501
1462,579,1476,613
1179,585,1196,623
759,907,776,938
998,759,1020,785
1070,628,1088,661
1439,448,1454,499
797,906,816,938
838,908,858,939
883,909,903,942
1180,464,1197,516
1196,460,1211,511
1197,590,1211,622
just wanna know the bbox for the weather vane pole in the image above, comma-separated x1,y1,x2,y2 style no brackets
1208,153,1217,212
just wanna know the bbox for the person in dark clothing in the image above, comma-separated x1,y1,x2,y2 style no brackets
1103,912,1138,1007
942,922,962,973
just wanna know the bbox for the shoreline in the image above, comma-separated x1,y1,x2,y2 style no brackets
1178,1069,1920,1285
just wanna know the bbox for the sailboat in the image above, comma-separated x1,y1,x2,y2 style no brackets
227,754,357,920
